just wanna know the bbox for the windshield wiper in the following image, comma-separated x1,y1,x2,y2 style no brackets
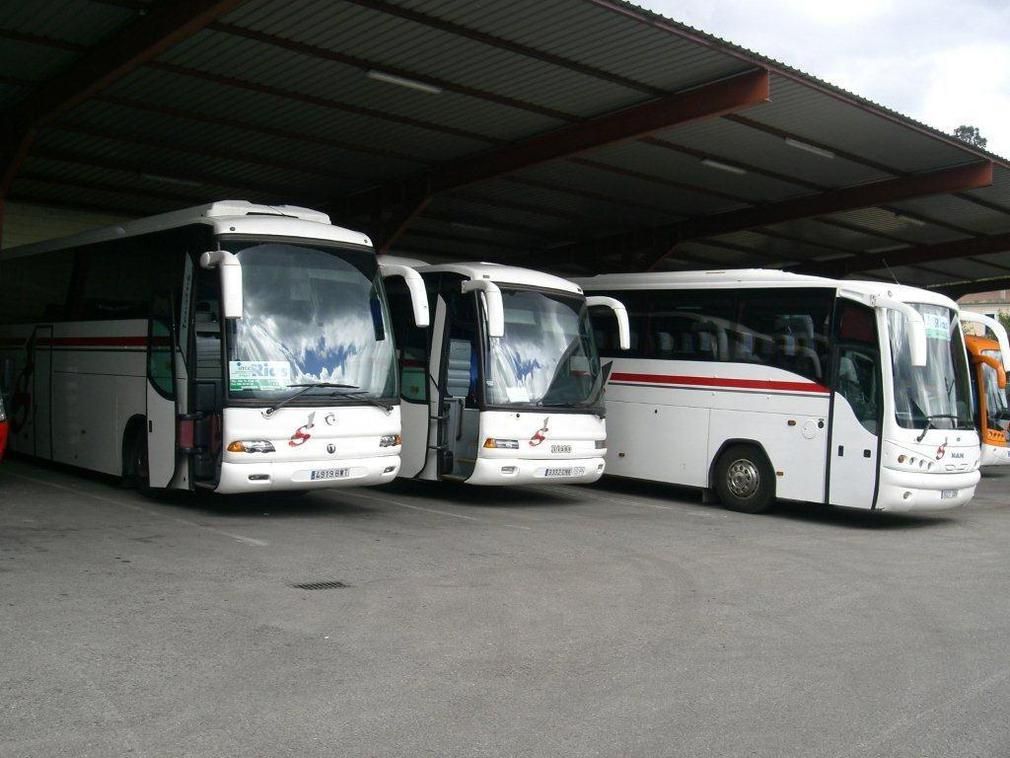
264,382,359,416
915,414,961,443
329,388,394,414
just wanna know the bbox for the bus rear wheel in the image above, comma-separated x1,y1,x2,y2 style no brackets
714,445,775,514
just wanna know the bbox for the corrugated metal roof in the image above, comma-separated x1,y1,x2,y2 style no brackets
3,0,137,46
2,0,1008,294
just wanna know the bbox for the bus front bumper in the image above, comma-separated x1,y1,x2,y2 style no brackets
466,455,606,486
980,443,1010,467
876,467,980,512
216,454,400,494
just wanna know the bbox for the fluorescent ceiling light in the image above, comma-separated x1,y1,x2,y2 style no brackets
449,221,493,233
139,173,202,187
893,212,927,227
784,138,835,159
700,158,746,175
366,70,442,95
865,243,910,254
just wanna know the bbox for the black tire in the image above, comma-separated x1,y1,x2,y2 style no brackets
713,444,775,514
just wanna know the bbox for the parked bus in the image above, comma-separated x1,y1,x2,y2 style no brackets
960,311,1010,466
576,270,980,513
0,201,428,494
382,259,628,484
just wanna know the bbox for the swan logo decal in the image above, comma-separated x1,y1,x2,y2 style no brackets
529,417,550,447
935,438,948,461
289,412,316,447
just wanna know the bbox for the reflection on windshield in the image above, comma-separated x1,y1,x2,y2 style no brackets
888,304,972,430
484,289,602,408
227,243,396,400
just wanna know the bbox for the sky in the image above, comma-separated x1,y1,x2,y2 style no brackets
636,0,1010,158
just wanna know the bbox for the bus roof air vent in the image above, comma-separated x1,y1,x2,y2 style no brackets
202,201,331,225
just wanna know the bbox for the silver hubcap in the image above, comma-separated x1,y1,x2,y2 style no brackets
726,459,760,499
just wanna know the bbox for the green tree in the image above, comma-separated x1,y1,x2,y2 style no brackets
953,125,988,149
999,311,1010,336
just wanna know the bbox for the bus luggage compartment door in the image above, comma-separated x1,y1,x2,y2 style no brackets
145,319,177,488
30,325,54,459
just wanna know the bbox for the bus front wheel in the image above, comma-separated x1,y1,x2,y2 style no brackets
126,425,156,497
714,445,775,514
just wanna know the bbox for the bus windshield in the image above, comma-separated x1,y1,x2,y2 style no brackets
981,351,1010,433
225,241,396,401
888,304,972,430
484,288,602,409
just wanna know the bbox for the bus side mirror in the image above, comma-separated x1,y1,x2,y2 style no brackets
978,354,1008,389
585,296,631,351
200,250,243,319
867,294,926,368
961,310,1010,372
379,262,430,327
462,279,504,338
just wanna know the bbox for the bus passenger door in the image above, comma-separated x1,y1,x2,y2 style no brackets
30,325,54,459
828,343,881,508
383,274,431,479
425,288,478,482
146,319,177,488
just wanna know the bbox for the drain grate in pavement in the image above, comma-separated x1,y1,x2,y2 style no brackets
290,580,350,590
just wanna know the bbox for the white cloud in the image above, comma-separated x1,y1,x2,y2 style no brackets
635,0,1010,158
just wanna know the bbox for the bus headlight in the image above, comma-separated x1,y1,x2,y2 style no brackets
227,440,276,453
379,434,401,447
595,439,606,449
484,438,519,449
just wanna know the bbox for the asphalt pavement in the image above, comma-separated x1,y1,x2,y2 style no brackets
2,457,1009,757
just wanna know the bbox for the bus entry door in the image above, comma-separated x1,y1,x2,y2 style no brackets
828,345,881,508
146,319,177,488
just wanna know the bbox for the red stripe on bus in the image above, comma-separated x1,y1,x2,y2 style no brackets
610,372,829,394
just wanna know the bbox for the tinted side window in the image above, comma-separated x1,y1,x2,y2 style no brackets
647,289,735,362
73,232,185,321
733,288,833,381
588,290,648,358
0,249,76,323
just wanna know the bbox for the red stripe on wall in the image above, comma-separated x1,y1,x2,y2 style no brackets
610,372,829,394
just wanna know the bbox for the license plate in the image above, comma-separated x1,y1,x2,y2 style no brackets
544,466,586,478
551,444,572,454
311,468,349,481
941,489,958,499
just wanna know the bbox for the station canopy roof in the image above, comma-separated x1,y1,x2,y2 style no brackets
2,0,1009,298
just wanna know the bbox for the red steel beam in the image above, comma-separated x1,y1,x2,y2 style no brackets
430,68,770,192
342,69,769,250
935,275,1010,300
644,161,995,270
794,231,1010,278
1,0,247,244
15,0,248,131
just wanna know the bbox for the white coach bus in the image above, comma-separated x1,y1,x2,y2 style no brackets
382,259,628,485
0,201,428,494
576,270,980,513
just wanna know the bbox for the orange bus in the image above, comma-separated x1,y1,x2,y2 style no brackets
962,312,1010,467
